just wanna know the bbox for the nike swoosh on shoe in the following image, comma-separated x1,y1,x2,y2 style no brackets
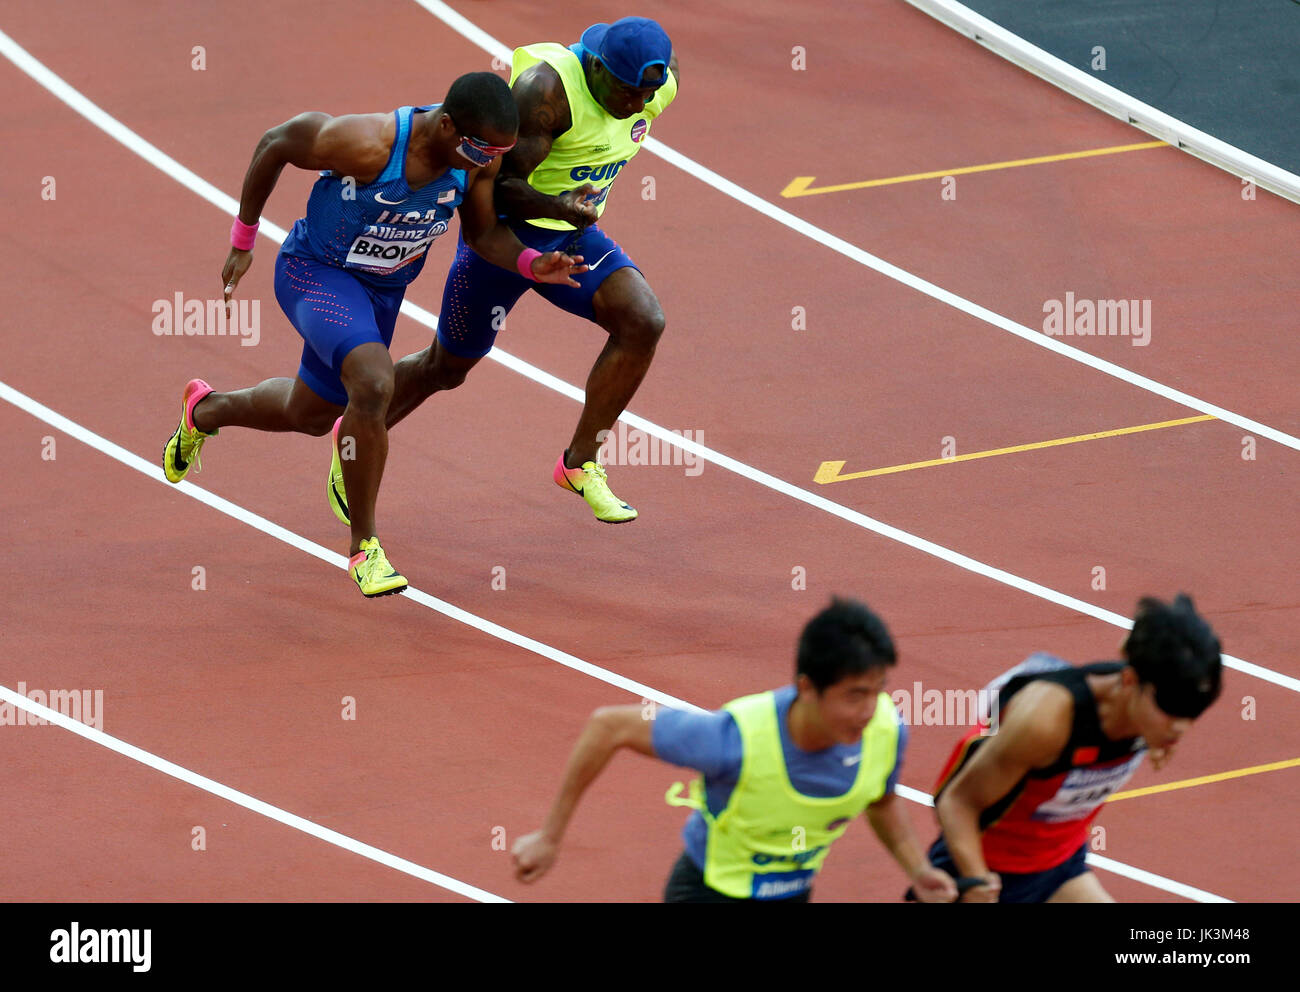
171,430,187,471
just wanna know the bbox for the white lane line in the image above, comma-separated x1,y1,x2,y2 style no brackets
0,25,1295,697
0,27,288,243
904,0,1300,204
0,381,690,713
409,0,1300,453
0,682,509,903
0,379,1230,902
1085,853,1229,903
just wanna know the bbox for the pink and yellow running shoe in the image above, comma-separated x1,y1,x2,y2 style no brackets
553,452,638,523
349,537,408,598
163,379,217,483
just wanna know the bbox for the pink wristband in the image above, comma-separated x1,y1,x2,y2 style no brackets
516,248,542,281
231,217,259,251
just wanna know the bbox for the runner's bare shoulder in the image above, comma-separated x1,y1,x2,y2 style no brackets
311,112,395,182
513,61,572,137
997,680,1074,768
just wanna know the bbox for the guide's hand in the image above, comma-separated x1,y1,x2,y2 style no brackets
910,865,959,903
557,184,601,228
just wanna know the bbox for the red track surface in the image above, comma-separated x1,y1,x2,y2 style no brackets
2,0,1297,903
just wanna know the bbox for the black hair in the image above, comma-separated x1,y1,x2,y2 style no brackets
796,597,897,693
442,71,519,137
1122,594,1222,718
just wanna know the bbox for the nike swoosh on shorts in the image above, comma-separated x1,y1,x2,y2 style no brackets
587,248,618,270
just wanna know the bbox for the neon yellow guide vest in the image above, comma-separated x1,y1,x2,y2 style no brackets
666,690,901,900
509,42,677,231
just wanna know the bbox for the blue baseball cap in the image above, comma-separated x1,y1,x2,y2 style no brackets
580,17,672,88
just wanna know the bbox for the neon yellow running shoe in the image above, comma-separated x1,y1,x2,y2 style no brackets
348,537,407,598
163,379,217,483
553,452,638,523
327,416,350,526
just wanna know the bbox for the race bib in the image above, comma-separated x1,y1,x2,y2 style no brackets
751,869,814,901
1031,752,1144,823
345,219,449,273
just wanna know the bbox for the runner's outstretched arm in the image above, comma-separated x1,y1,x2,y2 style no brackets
935,683,1071,902
458,156,587,286
866,791,957,902
221,113,387,310
511,705,655,883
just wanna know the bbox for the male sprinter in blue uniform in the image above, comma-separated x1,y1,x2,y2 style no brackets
327,17,678,527
161,73,585,597
923,594,1222,903
512,598,958,902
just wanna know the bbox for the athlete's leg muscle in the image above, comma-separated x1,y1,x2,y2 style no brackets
193,376,341,436
386,342,484,428
338,342,395,554
567,266,665,466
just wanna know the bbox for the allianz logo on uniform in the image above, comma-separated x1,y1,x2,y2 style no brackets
152,292,259,347
754,877,809,899
751,868,815,899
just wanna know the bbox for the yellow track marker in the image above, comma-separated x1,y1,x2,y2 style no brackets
782,140,1168,197
1107,757,1300,803
814,414,1214,485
